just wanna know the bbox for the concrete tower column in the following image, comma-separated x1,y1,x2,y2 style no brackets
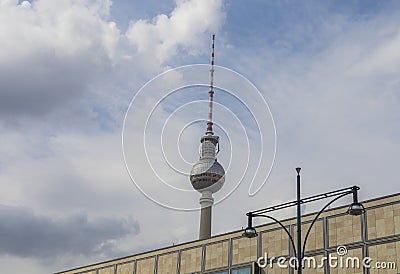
199,190,214,240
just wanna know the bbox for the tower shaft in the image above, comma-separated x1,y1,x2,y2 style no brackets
199,190,214,239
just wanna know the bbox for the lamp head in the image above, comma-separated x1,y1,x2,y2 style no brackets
242,226,258,238
347,202,365,216
243,213,258,238
348,185,364,215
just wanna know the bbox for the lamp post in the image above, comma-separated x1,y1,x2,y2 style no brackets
296,167,301,273
243,168,365,274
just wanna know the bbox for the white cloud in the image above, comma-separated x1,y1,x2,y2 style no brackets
0,0,122,119
0,0,119,63
125,0,225,66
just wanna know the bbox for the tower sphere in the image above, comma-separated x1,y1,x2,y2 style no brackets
190,158,225,193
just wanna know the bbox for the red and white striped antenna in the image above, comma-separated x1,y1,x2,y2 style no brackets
206,34,216,135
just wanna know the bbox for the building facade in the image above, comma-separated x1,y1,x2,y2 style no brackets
56,193,400,274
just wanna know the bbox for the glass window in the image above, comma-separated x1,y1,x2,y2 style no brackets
232,266,251,274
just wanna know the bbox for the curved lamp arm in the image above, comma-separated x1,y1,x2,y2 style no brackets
254,213,297,258
301,191,352,257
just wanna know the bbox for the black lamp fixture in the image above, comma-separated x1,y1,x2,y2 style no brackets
243,168,365,274
243,185,365,239
242,214,258,238
347,185,365,216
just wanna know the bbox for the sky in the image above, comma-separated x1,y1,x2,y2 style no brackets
0,0,400,273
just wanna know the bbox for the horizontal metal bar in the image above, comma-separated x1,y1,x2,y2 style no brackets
248,186,357,215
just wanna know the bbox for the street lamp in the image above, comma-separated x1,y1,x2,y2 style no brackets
242,168,365,273
243,213,258,238
347,184,365,215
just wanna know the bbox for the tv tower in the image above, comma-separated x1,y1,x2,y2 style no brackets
190,34,225,240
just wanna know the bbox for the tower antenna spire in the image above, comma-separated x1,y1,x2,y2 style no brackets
206,34,216,135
